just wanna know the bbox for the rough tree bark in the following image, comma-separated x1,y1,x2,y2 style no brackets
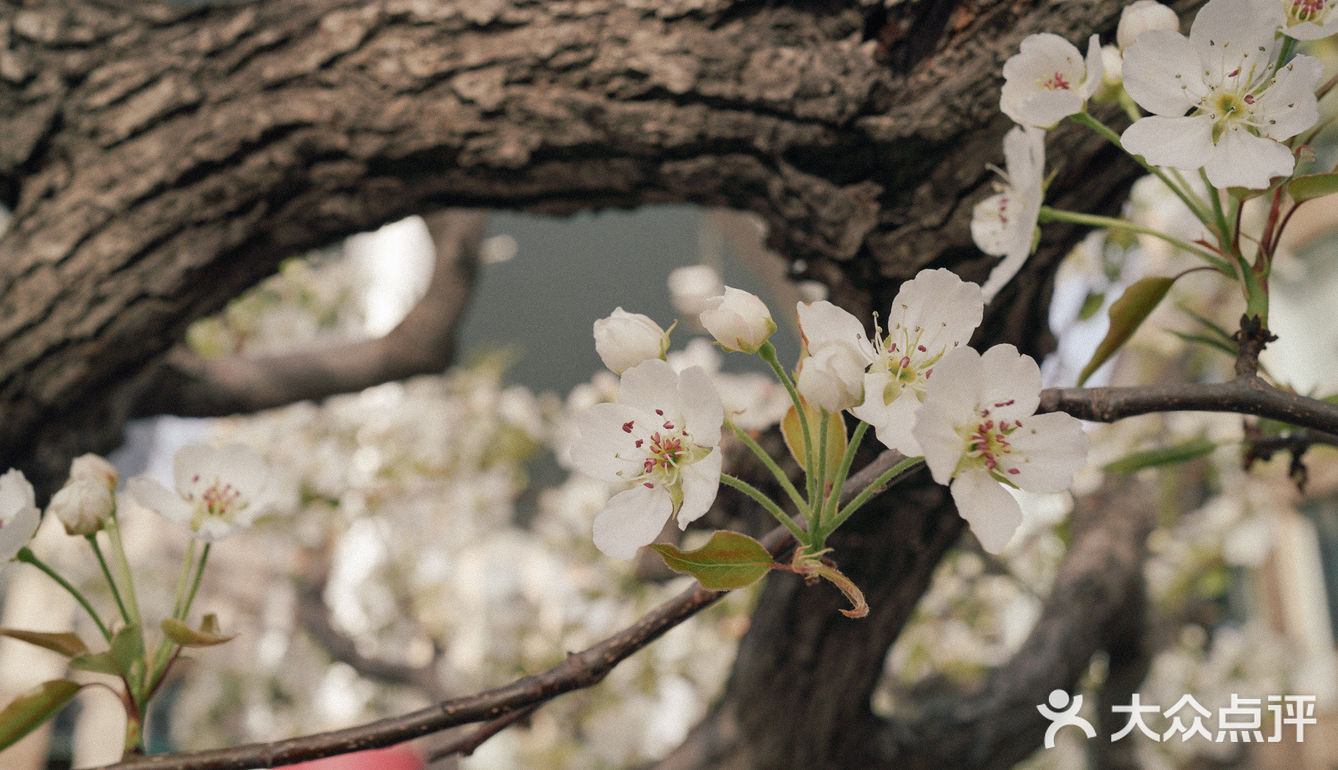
0,0,1192,765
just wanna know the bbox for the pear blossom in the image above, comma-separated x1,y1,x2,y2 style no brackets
69,453,119,490
667,264,724,319
49,479,114,536
972,125,1046,301
795,300,876,413
1000,32,1103,128
593,308,670,375
850,269,984,455
127,444,282,542
700,287,776,353
1280,0,1338,40
1121,0,1323,189
0,469,40,562
911,345,1087,553
1118,1,1180,50
571,359,723,558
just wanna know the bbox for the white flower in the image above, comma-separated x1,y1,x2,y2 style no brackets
0,469,40,562
1119,1,1181,50
795,300,876,413
127,444,281,542
849,269,984,455
48,479,115,536
700,287,777,353
593,308,670,375
1280,0,1338,40
912,345,1088,553
1121,0,1322,189
972,125,1046,301
69,453,119,490
1000,32,1104,128
667,265,724,319
571,359,723,558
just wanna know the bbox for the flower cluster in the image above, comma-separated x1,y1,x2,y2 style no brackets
970,0,1330,304
576,269,1088,560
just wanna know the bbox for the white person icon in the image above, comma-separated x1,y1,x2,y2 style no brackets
1037,689,1097,748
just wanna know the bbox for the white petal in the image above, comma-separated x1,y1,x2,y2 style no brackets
677,448,722,527
797,301,874,360
676,366,723,447
1121,114,1215,169
571,403,644,482
977,345,1041,420
1256,55,1323,141
592,485,672,559
127,476,193,525
1003,90,1084,129
1203,127,1294,189
1121,30,1203,116
618,359,680,414
921,346,984,419
1002,125,1046,186
1003,412,1089,493
971,193,1012,256
854,383,923,456
911,401,964,484
1189,0,1279,82
950,470,1023,553
890,268,984,351
1080,34,1104,99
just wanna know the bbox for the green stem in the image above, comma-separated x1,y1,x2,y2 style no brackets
170,540,197,620
1198,168,1230,242
103,513,143,634
720,473,809,545
821,421,868,536
181,543,211,620
725,418,808,515
1038,206,1232,274
87,536,131,630
1070,112,1214,225
15,547,111,642
821,456,924,538
758,341,817,512
810,413,831,536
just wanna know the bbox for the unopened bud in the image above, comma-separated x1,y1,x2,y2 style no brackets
49,479,115,536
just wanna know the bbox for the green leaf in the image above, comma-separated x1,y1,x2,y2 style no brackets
162,614,236,648
1076,291,1105,321
1288,171,1338,203
68,651,119,676
0,680,81,753
0,628,89,659
109,624,144,681
1103,438,1217,474
1078,276,1176,385
648,531,776,590
1168,330,1238,358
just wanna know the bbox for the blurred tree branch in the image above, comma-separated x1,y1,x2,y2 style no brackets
128,210,485,418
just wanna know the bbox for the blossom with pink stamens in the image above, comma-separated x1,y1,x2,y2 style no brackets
912,345,1087,553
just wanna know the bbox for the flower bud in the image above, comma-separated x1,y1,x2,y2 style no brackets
69,453,119,490
48,478,115,536
593,308,670,375
1117,1,1178,50
796,344,866,413
700,287,777,353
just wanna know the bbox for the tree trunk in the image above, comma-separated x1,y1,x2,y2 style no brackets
0,0,1184,764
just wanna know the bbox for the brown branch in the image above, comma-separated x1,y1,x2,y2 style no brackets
99,447,914,770
1040,378,1338,435
129,210,487,418
426,704,539,762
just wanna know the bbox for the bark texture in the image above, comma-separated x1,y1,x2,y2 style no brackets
0,0,1188,765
